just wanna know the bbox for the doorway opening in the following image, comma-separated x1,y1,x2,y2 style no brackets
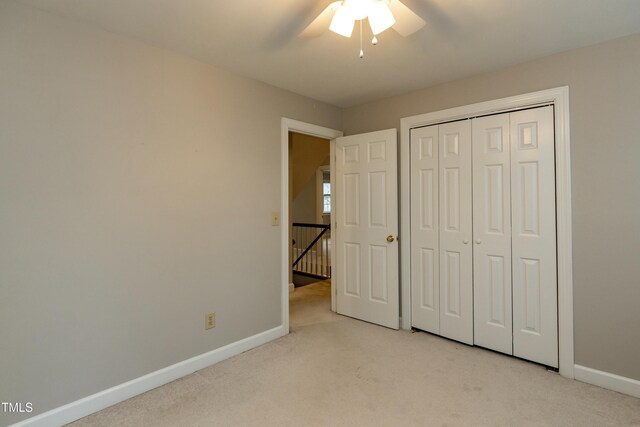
288,131,333,329
280,119,342,333
282,121,400,331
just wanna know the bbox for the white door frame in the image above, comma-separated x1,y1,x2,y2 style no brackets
281,118,343,333
399,87,574,378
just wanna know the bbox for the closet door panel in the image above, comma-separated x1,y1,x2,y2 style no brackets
410,126,440,333
511,106,558,368
439,120,473,345
472,114,513,355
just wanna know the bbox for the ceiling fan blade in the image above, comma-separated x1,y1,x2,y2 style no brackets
300,1,342,38
388,0,426,37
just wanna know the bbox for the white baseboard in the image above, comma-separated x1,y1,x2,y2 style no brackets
574,364,640,398
10,325,287,427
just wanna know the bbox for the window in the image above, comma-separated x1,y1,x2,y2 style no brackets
322,172,331,214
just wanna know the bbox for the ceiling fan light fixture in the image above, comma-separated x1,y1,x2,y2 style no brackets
329,5,356,37
344,0,375,21
368,1,395,35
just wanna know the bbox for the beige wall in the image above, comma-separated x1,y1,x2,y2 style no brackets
292,179,318,223
343,33,640,382
0,1,341,424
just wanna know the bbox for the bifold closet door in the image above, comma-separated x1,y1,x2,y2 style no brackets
438,120,473,345
410,125,440,334
510,106,558,368
472,114,513,355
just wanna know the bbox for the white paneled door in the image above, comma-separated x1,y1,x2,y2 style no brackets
335,129,399,329
438,121,473,345
410,126,440,334
510,106,558,368
472,114,513,355
409,106,558,367
410,120,474,344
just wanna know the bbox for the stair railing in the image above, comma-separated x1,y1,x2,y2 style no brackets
292,223,331,279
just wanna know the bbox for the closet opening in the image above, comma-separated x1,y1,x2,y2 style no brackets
409,105,557,367
399,87,574,378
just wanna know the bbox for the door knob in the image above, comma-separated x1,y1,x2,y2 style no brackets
463,239,469,244
475,239,482,244
387,235,395,243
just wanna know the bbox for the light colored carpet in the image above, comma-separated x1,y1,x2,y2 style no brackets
289,280,334,328
69,281,640,426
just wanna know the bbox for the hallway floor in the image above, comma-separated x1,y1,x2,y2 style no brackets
289,279,332,328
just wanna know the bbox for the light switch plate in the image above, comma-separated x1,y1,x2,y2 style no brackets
271,212,280,226
205,312,216,330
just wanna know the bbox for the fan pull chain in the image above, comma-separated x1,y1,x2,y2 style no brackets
359,20,364,59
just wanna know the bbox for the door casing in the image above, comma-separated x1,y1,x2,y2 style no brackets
400,87,574,378
281,118,343,333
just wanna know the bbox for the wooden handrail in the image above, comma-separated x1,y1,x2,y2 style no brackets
292,222,331,229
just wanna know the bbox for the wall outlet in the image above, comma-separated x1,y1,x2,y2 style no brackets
205,312,216,330
271,212,280,226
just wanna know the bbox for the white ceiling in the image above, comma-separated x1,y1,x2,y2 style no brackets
21,0,640,107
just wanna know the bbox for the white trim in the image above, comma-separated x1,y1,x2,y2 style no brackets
330,139,337,313
399,87,574,379
281,118,343,326
574,365,640,398
10,326,286,427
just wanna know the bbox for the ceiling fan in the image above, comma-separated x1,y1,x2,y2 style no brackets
301,0,425,57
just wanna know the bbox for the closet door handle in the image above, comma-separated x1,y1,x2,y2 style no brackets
463,239,469,244
475,239,482,244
